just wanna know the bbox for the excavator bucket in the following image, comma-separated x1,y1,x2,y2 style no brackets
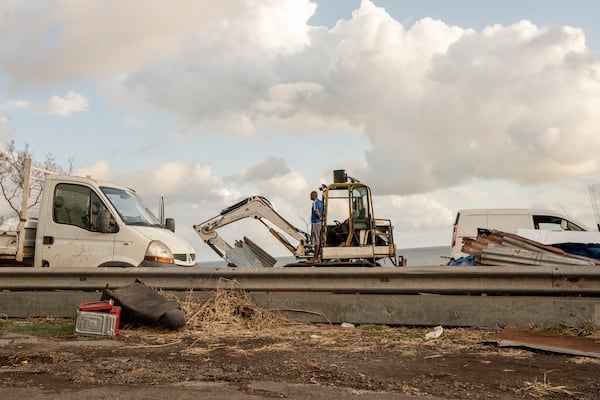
225,236,277,268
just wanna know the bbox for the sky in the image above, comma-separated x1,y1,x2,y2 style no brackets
1,0,600,262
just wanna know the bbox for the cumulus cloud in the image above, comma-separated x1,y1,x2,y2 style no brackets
0,1,254,85
74,160,116,181
359,18,600,194
1,92,88,116
93,0,600,195
219,158,310,228
114,161,225,203
375,194,454,231
1,100,31,111
74,157,303,220
43,91,88,116
373,193,456,250
8,0,599,194
233,156,290,182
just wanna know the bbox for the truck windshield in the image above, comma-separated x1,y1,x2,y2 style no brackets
101,187,161,226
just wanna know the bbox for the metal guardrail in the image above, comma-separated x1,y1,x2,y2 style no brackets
0,265,599,295
2,266,600,326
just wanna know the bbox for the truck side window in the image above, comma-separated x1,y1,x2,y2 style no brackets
53,184,105,231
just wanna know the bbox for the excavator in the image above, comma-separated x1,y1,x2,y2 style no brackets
193,170,402,268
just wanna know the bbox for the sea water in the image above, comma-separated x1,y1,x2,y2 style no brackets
198,245,450,267
398,246,450,266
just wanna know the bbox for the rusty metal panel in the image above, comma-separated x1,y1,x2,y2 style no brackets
479,246,595,267
492,327,600,358
464,230,600,267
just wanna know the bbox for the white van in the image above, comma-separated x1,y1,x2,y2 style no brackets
450,208,590,260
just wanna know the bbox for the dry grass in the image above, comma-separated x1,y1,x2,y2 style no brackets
570,356,600,365
522,371,578,398
172,279,309,339
152,281,594,363
545,320,599,338
154,280,497,356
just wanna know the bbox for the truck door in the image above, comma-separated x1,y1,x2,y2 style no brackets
40,183,115,268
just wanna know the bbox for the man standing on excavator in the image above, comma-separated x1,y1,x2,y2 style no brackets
310,190,324,262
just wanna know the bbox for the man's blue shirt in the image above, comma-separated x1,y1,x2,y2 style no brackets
311,198,324,223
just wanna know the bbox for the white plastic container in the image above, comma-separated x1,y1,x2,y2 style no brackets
75,311,118,337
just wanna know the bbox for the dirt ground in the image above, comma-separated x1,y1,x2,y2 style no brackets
1,289,599,399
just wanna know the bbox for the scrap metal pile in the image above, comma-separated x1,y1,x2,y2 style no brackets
461,229,600,267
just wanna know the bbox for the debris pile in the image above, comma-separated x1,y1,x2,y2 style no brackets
460,229,600,267
181,278,304,337
102,279,186,331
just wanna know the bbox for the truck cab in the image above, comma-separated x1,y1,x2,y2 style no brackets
33,174,196,268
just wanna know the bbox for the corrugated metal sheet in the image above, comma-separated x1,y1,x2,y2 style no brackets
478,246,595,267
463,230,600,266
242,236,277,268
225,237,277,268
492,327,600,358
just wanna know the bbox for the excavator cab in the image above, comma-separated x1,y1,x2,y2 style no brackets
323,183,371,247
320,170,399,266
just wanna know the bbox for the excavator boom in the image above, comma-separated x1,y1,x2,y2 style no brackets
193,196,310,267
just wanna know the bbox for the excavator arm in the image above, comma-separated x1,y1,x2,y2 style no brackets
193,196,311,267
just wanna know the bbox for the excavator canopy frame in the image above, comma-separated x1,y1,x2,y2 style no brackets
320,180,397,265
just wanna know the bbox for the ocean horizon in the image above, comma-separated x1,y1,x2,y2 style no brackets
197,245,450,267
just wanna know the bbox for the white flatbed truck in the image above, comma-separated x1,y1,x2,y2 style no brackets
0,159,196,268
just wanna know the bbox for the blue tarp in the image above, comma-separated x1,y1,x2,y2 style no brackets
552,243,600,261
449,255,476,266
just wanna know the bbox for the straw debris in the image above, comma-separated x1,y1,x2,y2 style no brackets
178,278,305,338
522,371,578,398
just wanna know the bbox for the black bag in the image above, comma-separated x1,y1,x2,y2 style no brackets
102,279,186,330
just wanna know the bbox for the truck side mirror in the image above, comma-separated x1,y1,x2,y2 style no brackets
97,209,114,233
165,218,175,232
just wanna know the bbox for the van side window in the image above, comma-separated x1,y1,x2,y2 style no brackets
53,184,105,231
532,215,585,231
564,220,585,231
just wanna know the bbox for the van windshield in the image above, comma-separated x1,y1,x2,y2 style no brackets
101,187,161,226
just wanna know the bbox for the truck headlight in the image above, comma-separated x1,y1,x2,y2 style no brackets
144,240,174,264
